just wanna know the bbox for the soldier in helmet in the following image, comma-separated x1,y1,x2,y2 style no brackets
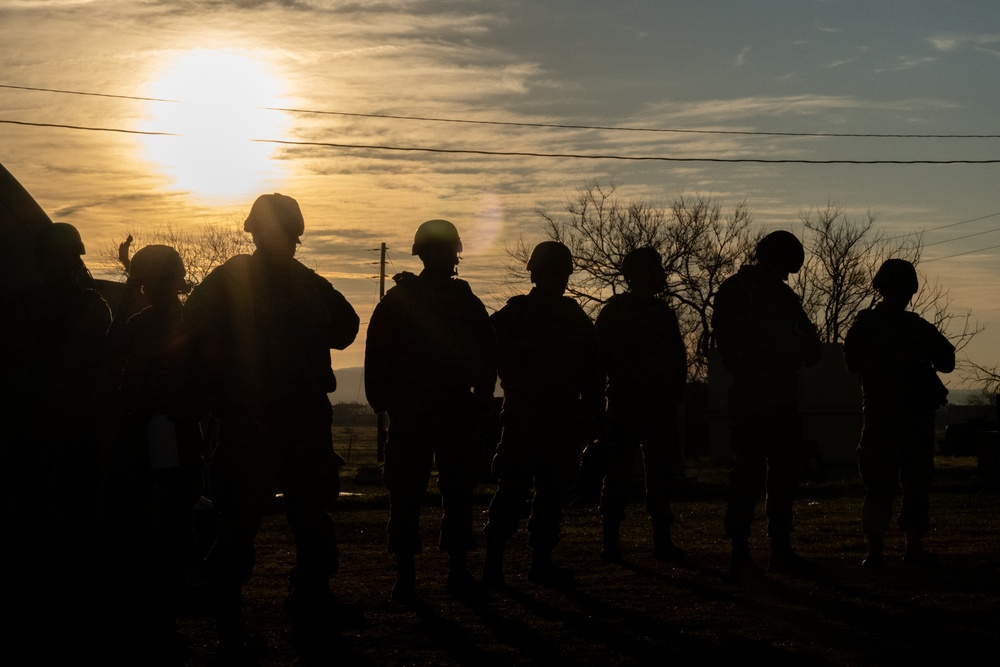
12,222,111,647
365,219,496,603
185,194,360,656
844,259,954,569
17,222,111,548
105,244,204,658
712,230,821,582
482,241,601,589
596,247,688,565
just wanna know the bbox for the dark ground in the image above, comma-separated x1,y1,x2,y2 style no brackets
162,442,999,667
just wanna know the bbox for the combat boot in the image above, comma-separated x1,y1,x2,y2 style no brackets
903,532,939,567
768,536,819,576
285,568,364,628
862,534,884,570
446,551,486,604
727,537,764,584
390,554,417,604
600,518,622,564
215,583,248,663
482,542,507,589
651,519,687,564
528,547,575,589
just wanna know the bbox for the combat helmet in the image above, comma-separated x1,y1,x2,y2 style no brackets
36,222,86,258
621,247,663,283
755,230,805,274
412,219,462,255
872,258,918,296
527,241,573,275
243,193,305,241
129,244,186,291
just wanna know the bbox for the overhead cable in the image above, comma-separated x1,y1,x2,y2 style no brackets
3,81,999,139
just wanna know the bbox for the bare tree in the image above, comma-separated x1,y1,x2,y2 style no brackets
102,218,255,290
793,203,981,353
512,181,759,380
793,204,910,344
668,195,760,380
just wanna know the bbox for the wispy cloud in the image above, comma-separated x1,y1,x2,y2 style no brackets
874,55,938,72
929,32,1000,52
644,94,956,123
826,45,869,69
735,47,750,67
974,45,1000,59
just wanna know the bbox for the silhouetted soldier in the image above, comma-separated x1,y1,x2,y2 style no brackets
844,259,954,569
597,247,688,565
12,222,110,652
482,241,601,589
185,194,360,657
365,219,496,603
712,230,821,582
105,244,203,659
0,280,28,540
17,222,111,556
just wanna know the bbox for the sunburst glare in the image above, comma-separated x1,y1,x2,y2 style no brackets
136,49,291,201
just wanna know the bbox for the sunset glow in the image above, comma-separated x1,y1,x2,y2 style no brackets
136,49,290,200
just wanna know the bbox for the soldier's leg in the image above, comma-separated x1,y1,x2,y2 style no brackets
637,404,685,562
764,408,817,575
282,408,341,575
382,421,434,601
485,423,532,544
207,417,276,651
599,408,642,563
435,405,485,600
724,412,765,539
763,407,801,539
280,408,354,620
858,413,900,569
527,436,578,553
436,423,480,555
724,408,767,580
899,413,937,566
525,431,580,589
483,423,532,586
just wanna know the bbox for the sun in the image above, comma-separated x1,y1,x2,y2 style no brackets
136,49,291,200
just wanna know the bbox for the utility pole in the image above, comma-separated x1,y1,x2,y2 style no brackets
376,242,387,463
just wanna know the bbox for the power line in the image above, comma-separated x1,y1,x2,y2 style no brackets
0,118,178,136
0,83,178,103
923,243,1000,263
267,106,1000,139
257,138,1000,164
4,81,1000,139
886,211,1000,242
920,211,1000,233
922,227,1000,248
8,116,998,163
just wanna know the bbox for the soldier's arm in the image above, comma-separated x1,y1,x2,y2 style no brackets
710,280,746,373
842,317,865,375
365,304,391,412
577,309,606,428
594,300,621,380
319,278,360,350
665,306,688,399
364,298,396,414
473,299,498,411
924,319,956,374
797,307,822,368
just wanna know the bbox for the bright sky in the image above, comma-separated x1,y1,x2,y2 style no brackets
1,1,997,385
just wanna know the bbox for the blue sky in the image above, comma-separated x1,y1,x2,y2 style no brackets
1,0,997,380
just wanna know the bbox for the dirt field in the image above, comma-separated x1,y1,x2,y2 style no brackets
159,425,1000,667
